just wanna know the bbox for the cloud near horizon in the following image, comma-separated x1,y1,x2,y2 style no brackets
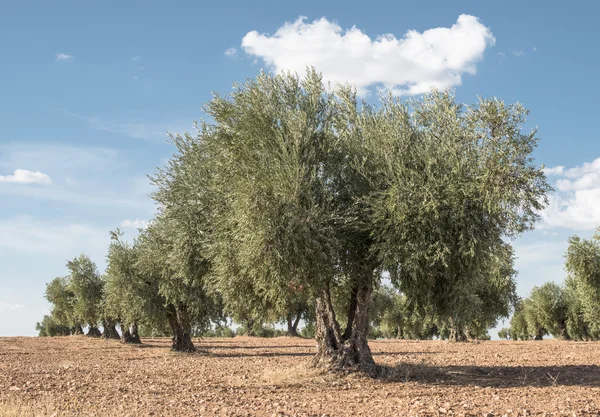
241,14,495,95
0,169,52,185
542,158,600,230
120,219,149,229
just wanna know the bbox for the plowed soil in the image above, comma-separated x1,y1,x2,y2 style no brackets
1,336,599,416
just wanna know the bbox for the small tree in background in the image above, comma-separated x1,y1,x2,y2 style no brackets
44,276,83,335
527,282,570,340
36,314,71,337
67,254,104,337
565,233,600,337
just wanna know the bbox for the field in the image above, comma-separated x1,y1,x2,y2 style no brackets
1,337,599,416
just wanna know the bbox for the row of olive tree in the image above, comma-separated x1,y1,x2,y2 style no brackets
499,231,600,341
39,69,549,376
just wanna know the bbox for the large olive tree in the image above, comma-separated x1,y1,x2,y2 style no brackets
155,70,549,375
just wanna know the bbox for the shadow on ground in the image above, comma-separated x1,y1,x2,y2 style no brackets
378,363,600,387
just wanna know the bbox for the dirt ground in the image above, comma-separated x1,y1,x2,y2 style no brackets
1,336,599,416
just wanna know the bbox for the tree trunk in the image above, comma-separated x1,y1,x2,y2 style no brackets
286,315,299,337
448,318,467,342
397,324,404,339
292,311,302,336
533,329,544,341
86,325,101,337
167,304,195,352
558,321,571,340
72,324,84,335
121,328,133,343
120,323,142,344
312,268,377,377
246,318,255,336
130,322,142,344
101,319,121,340
342,281,359,341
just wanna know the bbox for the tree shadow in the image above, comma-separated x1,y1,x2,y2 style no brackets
198,344,310,350
208,351,314,358
378,363,600,387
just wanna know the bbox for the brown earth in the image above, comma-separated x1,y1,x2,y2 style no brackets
1,336,599,416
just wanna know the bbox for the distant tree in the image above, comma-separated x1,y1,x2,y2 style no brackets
105,230,162,344
565,232,600,337
564,277,599,340
508,304,530,340
498,328,510,340
67,254,104,337
134,217,221,352
522,297,547,340
36,314,71,337
527,282,570,340
44,276,83,335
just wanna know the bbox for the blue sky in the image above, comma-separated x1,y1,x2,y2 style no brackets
2,1,600,336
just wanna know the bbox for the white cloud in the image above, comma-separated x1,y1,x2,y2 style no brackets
0,302,23,312
225,47,237,57
0,169,52,185
541,157,600,230
543,165,564,176
132,56,140,61
512,49,525,57
56,53,74,61
533,47,537,52
241,14,495,95
120,219,149,229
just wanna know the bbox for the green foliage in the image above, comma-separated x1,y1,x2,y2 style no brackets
363,91,548,328
36,314,71,337
38,70,553,351
105,229,167,331
44,276,79,330
527,282,569,339
67,254,104,331
565,232,600,336
498,328,509,340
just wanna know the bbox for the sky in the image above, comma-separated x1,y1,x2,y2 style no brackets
2,1,600,337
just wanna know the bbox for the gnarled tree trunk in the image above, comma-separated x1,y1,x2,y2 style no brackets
72,324,84,335
286,312,302,337
245,318,256,336
448,317,467,342
101,319,121,340
312,267,377,377
86,325,101,337
120,322,142,344
167,304,195,352
130,322,142,344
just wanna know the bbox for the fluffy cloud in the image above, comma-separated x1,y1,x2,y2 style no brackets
120,219,149,229
241,14,495,95
542,158,600,230
543,165,564,176
225,47,237,57
56,53,74,61
0,169,51,185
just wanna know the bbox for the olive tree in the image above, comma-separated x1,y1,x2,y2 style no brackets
44,276,83,335
155,70,549,375
67,254,104,337
565,232,600,337
527,282,570,339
